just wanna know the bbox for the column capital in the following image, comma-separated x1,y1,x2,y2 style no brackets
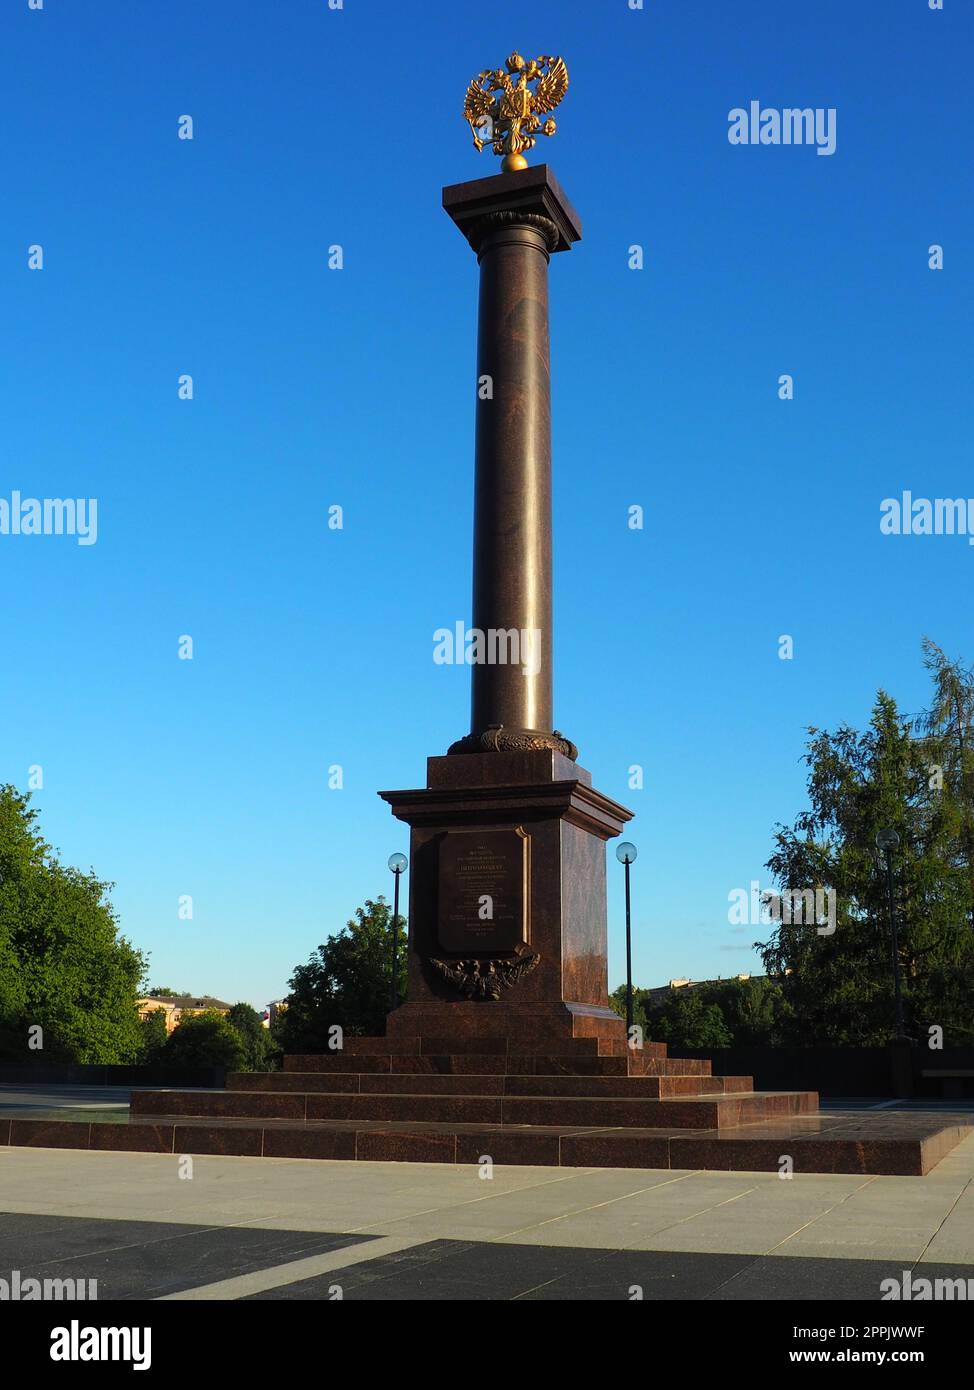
442,165,582,255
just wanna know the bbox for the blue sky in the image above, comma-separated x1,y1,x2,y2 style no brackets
2,0,970,1009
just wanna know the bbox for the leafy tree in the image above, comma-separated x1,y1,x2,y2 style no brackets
917,637,974,930
138,1007,170,1064
760,648,974,1045
612,976,791,1048
226,1002,279,1071
161,1011,247,1070
0,786,146,1063
702,976,792,1045
609,984,652,1036
0,897,27,1057
275,898,408,1051
647,989,733,1049
146,987,181,999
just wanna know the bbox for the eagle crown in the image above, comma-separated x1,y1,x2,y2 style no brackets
463,51,569,173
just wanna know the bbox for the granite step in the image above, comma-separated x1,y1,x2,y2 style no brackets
279,1053,710,1077
226,1071,750,1098
508,1074,752,1098
131,1087,813,1129
9,1111,969,1177
290,1037,669,1062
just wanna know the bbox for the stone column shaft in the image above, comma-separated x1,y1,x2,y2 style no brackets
442,166,582,758
471,221,552,735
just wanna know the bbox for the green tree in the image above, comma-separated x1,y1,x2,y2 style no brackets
138,1007,169,1064
760,656,974,1045
609,984,652,1036
226,1002,279,1071
161,1011,247,1070
275,898,407,1051
647,990,733,1049
917,637,974,931
0,786,146,1063
701,977,792,1045
612,977,791,1047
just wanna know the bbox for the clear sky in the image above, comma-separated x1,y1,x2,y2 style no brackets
2,0,970,1009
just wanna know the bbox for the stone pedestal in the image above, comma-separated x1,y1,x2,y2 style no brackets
380,750,632,1049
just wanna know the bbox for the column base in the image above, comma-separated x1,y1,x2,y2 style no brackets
447,726,579,760
385,999,627,1051
379,749,633,1046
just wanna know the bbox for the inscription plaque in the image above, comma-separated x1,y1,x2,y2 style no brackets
437,827,529,954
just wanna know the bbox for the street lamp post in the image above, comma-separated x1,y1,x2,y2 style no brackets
875,829,905,1040
387,852,408,1012
615,842,638,1043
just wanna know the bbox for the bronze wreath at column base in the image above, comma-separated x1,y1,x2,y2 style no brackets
447,725,579,760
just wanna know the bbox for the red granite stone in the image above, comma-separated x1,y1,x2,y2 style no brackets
355,1129,457,1163
306,1094,504,1124
628,1055,712,1077
559,1130,671,1168
802,1139,924,1176
521,1054,626,1075
455,1129,562,1166
380,763,632,1046
658,1075,752,1096
423,749,586,789
343,1038,420,1055
133,1090,306,1121
502,1074,752,1099
173,1124,263,1157
262,1127,357,1160
284,1054,392,1073
16,1109,971,1177
390,1054,503,1075
89,1122,174,1154
595,1041,669,1059
228,1072,360,1093
281,1043,681,1074
9,1120,90,1149
417,1037,512,1055
359,1074,505,1096
498,1094,758,1129
668,1135,917,1175
500,1095,662,1127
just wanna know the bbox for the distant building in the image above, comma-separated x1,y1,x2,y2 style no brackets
265,1000,288,1030
136,995,233,1034
642,972,787,1008
644,974,753,1007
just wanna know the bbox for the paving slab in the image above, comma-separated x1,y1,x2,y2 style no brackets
2,1140,974,1300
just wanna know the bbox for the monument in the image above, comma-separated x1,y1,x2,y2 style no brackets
379,52,631,1052
105,55,971,1177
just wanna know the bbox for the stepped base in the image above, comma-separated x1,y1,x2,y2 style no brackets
225,1071,749,1096
5,1111,970,1177
91,1036,973,1177
285,1045,670,1069
132,1086,798,1129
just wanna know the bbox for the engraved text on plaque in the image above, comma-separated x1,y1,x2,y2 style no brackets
437,827,529,954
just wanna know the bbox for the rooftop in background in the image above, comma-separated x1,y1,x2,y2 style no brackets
644,973,782,1006
141,995,233,1012
137,995,234,1034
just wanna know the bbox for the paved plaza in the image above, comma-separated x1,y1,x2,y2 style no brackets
2,1087,973,1301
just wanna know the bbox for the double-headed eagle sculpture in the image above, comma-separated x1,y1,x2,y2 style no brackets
431,952,541,1003
463,51,569,173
